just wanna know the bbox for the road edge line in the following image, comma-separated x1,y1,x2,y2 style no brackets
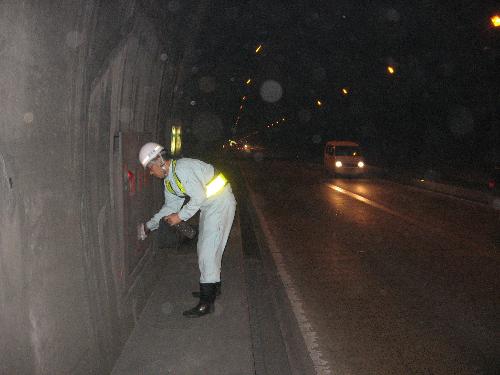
241,168,333,375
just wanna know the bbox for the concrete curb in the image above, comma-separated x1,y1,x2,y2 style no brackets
404,178,495,206
239,166,318,375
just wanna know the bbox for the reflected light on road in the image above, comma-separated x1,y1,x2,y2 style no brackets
326,183,492,256
352,184,368,195
329,185,373,205
327,184,418,226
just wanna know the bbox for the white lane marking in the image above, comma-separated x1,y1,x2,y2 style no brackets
327,184,421,226
247,188,334,375
327,184,494,257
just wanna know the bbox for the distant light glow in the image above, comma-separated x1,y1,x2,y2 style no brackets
357,161,365,168
387,66,395,74
316,100,323,107
342,87,349,95
335,161,342,168
491,15,500,27
171,126,182,155
246,78,252,85
255,44,262,53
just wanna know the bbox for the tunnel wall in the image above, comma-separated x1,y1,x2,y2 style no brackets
0,1,199,373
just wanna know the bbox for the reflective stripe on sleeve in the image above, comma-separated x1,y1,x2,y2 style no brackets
206,173,228,198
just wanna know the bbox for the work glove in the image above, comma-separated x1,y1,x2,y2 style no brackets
137,223,147,241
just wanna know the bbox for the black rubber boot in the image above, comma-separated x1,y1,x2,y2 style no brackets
192,282,221,298
183,283,216,318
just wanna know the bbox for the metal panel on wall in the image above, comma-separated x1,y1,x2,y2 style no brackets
114,132,157,288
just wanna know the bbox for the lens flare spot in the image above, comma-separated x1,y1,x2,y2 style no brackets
23,112,34,124
448,106,474,136
161,302,174,315
298,109,311,123
260,80,283,103
192,112,223,143
120,107,131,124
65,31,84,49
385,8,400,22
199,76,217,93
312,134,322,144
167,1,181,12
492,198,500,211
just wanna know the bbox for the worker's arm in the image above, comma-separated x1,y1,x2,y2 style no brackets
146,187,185,231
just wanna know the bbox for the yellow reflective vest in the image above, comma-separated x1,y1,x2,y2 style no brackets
165,160,227,198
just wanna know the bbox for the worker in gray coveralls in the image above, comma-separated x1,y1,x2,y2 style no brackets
138,142,236,318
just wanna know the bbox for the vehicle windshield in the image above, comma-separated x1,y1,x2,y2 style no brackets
335,146,361,156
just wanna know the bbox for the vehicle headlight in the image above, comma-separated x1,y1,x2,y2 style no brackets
335,161,342,168
358,161,365,168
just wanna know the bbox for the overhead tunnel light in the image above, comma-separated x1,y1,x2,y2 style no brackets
491,15,500,27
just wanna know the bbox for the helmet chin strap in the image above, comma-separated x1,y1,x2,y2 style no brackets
159,157,168,178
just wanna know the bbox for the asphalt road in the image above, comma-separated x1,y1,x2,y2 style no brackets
240,160,500,375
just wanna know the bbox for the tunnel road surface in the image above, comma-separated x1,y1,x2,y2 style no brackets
240,160,500,375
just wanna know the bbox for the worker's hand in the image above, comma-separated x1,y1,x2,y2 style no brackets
164,213,182,226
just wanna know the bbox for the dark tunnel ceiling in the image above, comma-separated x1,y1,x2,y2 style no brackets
176,0,499,149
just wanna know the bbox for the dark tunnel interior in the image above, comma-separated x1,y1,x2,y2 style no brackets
1,0,499,373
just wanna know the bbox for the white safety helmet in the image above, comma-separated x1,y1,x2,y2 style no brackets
139,142,164,168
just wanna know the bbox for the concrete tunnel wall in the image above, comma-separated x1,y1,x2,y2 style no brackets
0,1,206,373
